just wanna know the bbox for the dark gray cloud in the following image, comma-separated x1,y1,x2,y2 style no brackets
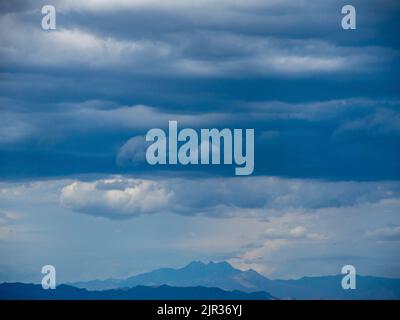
0,0,40,14
1,0,398,77
0,0,399,181
0,97,399,180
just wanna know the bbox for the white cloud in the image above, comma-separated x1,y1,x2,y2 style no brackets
60,178,172,219
262,223,327,241
229,199,400,278
0,210,19,223
365,225,400,241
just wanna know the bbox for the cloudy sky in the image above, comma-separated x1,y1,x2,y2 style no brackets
0,0,399,283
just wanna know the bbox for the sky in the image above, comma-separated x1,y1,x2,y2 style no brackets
0,0,399,283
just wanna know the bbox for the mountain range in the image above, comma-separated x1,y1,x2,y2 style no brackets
0,282,273,300
71,261,400,300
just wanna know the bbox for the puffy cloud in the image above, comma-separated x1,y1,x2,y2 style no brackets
229,199,400,277
230,213,328,275
0,210,19,225
60,178,172,219
264,222,327,241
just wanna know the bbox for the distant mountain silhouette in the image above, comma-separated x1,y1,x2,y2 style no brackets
71,261,400,300
0,282,273,300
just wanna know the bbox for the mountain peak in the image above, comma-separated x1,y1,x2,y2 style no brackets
184,261,236,272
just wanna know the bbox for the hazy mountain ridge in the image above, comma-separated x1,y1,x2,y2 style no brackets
0,282,273,300
71,261,400,300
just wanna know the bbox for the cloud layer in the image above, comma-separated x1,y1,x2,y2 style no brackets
2,175,398,279
60,176,400,219
1,0,398,77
